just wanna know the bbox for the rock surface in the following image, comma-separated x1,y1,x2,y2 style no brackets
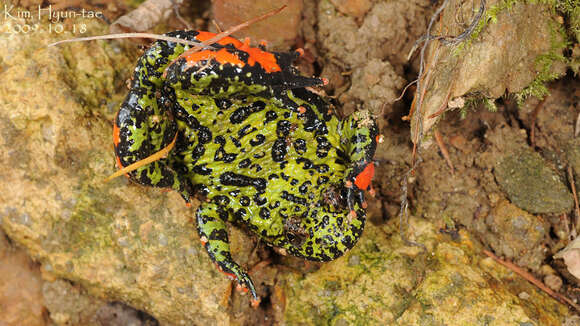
494,150,574,214
410,0,568,139
0,230,46,326
0,10,574,326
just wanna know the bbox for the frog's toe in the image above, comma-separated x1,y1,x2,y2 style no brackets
232,269,259,305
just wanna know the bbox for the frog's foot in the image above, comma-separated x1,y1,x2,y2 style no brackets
172,174,195,206
344,181,357,221
196,203,260,306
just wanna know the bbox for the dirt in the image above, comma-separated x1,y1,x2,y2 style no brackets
1,0,579,325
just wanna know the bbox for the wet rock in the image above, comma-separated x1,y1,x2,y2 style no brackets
494,149,573,214
482,200,549,270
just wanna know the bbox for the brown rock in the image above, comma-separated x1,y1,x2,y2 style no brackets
212,0,303,50
329,0,372,19
544,274,563,292
0,231,46,326
483,200,549,270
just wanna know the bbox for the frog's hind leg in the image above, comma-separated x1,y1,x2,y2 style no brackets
196,203,260,307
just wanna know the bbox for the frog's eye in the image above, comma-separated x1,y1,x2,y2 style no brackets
353,162,375,191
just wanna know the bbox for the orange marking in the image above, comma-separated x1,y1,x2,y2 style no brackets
354,163,375,190
298,106,306,114
192,31,281,72
251,298,261,308
184,48,245,68
115,155,124,169
186,202,192,208
113,122,120,147
244,47,281,72
321,78,329,85
295,48,304,57
240,37,251,51
222,270,237,280
349,210,357,220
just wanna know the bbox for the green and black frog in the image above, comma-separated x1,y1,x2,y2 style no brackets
113,31,379,306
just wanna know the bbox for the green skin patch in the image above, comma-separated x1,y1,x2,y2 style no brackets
113,31,379,305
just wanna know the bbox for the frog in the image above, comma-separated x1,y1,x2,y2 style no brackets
112,30,379,306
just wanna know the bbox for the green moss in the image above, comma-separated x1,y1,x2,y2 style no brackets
515,18,569,104
556,0,580,42
457,0,572,104
458,96,497,119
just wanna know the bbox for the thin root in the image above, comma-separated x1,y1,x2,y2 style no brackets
434,130,454,174
567,165,580,228
482,249,580,312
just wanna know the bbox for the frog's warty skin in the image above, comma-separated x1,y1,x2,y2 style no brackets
112,31,379,305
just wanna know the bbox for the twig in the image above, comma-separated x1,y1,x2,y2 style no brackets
568,165,580,228
48,33,208,48
434,130,454,174
395,79,418,103
48,5,286,51
104,133,177,182
530,97,547,147
171,0,192,30
482,249,580,312
440,0,486,45
187,5,286,52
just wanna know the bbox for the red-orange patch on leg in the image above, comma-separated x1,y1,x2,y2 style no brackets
354,163,375,190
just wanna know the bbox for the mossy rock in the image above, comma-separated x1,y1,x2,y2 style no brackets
494,149,573,214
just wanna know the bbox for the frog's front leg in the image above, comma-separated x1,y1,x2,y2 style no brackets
339,110,380,218
196,203,259,306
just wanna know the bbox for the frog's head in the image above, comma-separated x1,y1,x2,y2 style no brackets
111,91,194,202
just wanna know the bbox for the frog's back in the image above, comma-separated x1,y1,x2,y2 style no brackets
170,86,346,240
